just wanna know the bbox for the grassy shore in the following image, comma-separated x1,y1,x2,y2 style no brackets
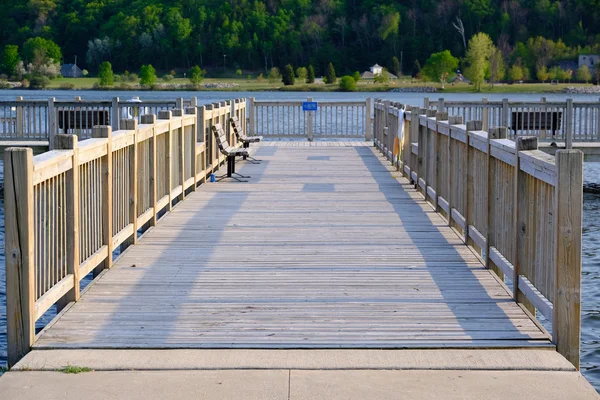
36,77,598,93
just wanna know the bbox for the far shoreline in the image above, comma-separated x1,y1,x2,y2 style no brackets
3,77,600,95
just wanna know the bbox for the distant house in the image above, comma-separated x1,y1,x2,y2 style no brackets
60,64,83,78
579,54,600,70
361,63,397,79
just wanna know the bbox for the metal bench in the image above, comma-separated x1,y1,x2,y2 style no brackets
211,123,250,182
58,109,110,133
510,111,562,137
229,116,262,163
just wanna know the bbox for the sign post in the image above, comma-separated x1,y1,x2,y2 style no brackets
303,98,317,141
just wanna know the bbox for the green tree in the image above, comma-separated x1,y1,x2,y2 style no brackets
98,61,114,87
267,67,281,83
536,66,551,83
509,65,524,82
421,50,459,88
306,65,315,84
139,64,156,86
390,56,401,76
488,48,505,87
551,66,570,82
22,37,62,64
296,67,307,80
1,45,20,76
352,71,361,82
324,62,336,84
282,64,295,85
577,65,592,83
189,65,203,86
339,75,357,91
464,33,494,91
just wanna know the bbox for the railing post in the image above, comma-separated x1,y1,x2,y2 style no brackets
197,105,207,183
5,147,34,367
122,120,138,245
248,97,255,136
447,115,463,227
553,149,583,369
501,98,509,128
16,96,23,138
176,97,184,110
48,97,57,149
92,125,113,272
434,111,448,211
438,98,445,112
482,98,489,131
365,97,373,141
540,97,547,140
485,127,509,278
158,110,173,210
185,106,198,190
111,97,120,131
566,98,574,149
465,120,482,244
401,106,411,176
54,134,81,303
512,136,538,312
424,97,430,108
307,97,314,141
141,114,157,226
205,104,214,170
172,108,185,199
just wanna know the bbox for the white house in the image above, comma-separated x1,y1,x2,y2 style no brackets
361,63,397,79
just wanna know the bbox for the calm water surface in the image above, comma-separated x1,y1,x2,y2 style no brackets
0,90,599,391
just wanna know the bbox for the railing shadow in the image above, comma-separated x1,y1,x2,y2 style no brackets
352,146,546,345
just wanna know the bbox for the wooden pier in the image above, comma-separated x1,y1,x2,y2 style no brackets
1,97,598,399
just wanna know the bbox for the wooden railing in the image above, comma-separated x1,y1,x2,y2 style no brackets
248,98,372,140
0,97,194,146
374,100,583,369
425,97,600,143
4,98,247,366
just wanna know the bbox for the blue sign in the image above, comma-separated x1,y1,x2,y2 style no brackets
302,102,318,111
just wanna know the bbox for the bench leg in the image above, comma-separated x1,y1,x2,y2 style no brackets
216,156,250,182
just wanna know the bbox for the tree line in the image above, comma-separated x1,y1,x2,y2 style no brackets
1,0,600,81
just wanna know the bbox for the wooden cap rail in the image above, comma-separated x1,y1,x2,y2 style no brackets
4,98,248,366
374,99,584,369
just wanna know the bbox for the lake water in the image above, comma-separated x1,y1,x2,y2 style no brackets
0,90,599,390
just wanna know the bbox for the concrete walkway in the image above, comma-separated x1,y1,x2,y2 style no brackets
1,368,598,400
1,349,598,399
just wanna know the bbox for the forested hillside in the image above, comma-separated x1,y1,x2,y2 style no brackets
1,0,599,76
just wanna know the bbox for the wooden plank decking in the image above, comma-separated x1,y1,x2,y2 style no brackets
34,142,551,349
